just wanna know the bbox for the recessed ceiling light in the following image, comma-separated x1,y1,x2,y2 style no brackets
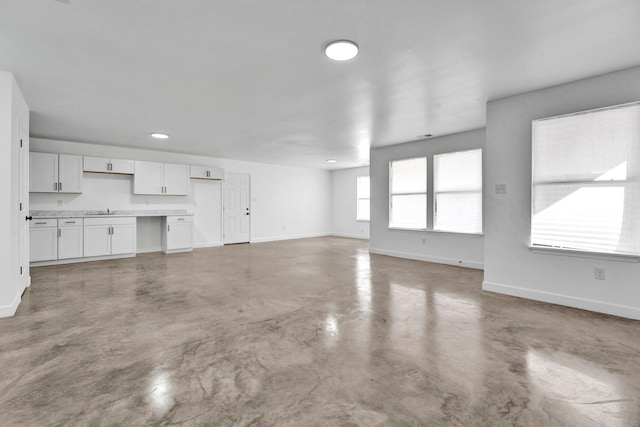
151,133,169,139
325,40,359,61
326,159,337,163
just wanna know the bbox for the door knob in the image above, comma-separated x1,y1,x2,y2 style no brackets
25,216,33,221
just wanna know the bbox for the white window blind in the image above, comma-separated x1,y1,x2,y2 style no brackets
389,157,427,229
356,176,370,221
532,102,640,256
434,149,483,234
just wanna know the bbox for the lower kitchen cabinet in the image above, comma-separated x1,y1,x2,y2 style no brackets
162,215,193,253
29,218,84,262
84,217,136,257
58,219,84,259
29,219,58,262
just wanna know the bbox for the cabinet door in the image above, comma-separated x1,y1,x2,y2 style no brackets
166,222,193,250
111,223,137,255
109,158,134,174
29,152,58,193
58,222,83,259
164,163,190,195
83,156,110,173
58,154,83,193
190,165,209,179
84,224,112,257
29,226,58,261
134,161,164,194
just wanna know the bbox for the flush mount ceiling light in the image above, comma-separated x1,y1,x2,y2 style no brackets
325,40,359,61
326,159,337,163
151,133,169,139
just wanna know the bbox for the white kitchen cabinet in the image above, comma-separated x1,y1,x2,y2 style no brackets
58,219,84,259
30,152,83,193
84,156,134,175
190,165,224,180
134,161,190,195
162,215,193,253
84,217,137,257
29,219,58,262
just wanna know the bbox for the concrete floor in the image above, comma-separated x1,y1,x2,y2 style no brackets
1,237,639,426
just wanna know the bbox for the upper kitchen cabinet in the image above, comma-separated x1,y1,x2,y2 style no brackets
190,165,224,180
30,152,83,193
84,156,134,174
133,161,190,195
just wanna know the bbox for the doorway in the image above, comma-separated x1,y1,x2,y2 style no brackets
223,173,251,244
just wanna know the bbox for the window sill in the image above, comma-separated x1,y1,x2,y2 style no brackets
529,245,640,263
356,219,370,223
388,227,484,237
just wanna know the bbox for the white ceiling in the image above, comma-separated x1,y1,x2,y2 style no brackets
2,0,640,170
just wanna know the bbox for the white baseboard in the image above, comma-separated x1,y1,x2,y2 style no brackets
331,233,369,240
31,253,135,267
482,280,640,320
0,292,21,319
369,247,484,270
250,232,331,243
194,241,223,249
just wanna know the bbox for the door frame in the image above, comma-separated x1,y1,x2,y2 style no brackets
18,118,30,290
223,172,251,244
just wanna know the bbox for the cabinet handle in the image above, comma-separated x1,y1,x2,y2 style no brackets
206,170,210,177
54,182,58,191
58,229,61,237
59,182,62,191
177,218,184,221
168,225,171,232
65,221,76,224
35,221,46,225
108,162,112,171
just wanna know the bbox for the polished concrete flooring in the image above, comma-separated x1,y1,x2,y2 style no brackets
1,237,639,426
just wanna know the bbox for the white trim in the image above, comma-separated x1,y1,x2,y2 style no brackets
529,245,640,263
193,241,223,249
369,247,484,270
482,280,640,320
250,232,331,243
30,253,135,267
331,232,369,240
0,292,21,319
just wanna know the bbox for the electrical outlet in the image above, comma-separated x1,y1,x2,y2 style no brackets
421,238,426,244
495,184,507,194
594,268,605,280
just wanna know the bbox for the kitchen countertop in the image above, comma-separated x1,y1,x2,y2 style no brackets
30,209,194,219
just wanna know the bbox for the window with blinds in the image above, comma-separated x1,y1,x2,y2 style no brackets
531,102,640,256
434,149,483,234
389,157,427,229
356,176,370,221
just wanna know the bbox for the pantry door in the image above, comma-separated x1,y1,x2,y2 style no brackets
223,173,250,244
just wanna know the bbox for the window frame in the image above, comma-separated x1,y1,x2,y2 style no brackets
530,101,640,260
356,175,370,222
433,148,483,235
388,156,428,230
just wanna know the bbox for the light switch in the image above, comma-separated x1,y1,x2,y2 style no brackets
495,184,507,194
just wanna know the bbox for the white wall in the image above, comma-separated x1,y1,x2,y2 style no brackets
0,72,29,318
30,139,331,250
369,129,485,269
331,166,370,239
484,66,640,320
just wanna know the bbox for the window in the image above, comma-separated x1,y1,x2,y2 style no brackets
389,157,427,229
531,102,640,256
356,176,370,221
434,149,482,234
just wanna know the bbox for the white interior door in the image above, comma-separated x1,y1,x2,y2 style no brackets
18,122,30,288
224,173,250,244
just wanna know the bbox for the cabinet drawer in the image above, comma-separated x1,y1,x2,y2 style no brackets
30,218,57,228
59,218,84,227
167,215,194,224
84,216,136,226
